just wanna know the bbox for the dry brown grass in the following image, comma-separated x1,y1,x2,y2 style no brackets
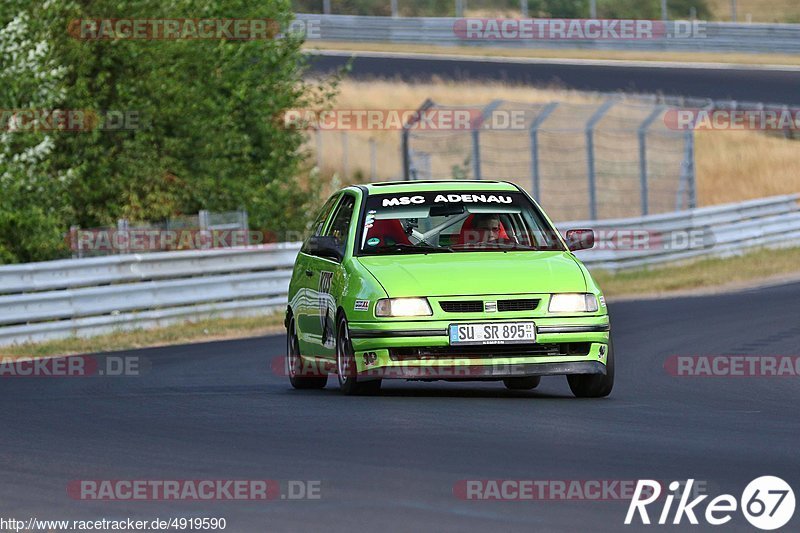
4,314,285,358
465,2,800,23
312,79,800,207
707,0,800,23
312,79,601,181
696,130,800,205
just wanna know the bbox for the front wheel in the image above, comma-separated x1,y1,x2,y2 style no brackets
567,341,614,398
336,315,381,395
287,316,327,390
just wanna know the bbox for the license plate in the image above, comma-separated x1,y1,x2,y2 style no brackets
449,322,536,345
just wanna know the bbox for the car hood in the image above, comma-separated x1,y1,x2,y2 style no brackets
357,251,587,297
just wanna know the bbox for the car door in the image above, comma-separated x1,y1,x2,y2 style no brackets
300,193,356,358
293,194,338,354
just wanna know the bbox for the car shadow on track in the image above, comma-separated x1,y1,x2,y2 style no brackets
285,382,578,400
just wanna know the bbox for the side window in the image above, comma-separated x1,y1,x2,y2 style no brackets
324,195,356,250
309,195,339,238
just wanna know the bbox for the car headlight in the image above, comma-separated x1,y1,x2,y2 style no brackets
548,293,599,313
375,298,432,317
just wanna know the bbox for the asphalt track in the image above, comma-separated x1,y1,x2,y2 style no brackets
2,281,800,532
306,51,800,105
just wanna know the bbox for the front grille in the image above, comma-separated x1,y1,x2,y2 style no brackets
439,299,540,313
440,300,483,313
498,299,540,312
389,342,591,360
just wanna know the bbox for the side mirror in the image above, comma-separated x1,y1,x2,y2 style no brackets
307,235,343,261
565,229,595,252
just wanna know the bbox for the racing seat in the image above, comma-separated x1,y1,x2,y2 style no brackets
367,219,411,246
455,214,508,245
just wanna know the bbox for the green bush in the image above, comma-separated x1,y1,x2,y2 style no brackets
0,0,340,263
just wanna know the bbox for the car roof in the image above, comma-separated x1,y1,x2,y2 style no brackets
355,180,519,195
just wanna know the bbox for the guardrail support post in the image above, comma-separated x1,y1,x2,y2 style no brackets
455,0,464,17
391,0,399,17
323,0,331,15
638,106,665,217
590,0,597,18
520,0,528,18
585,99,616,220
529,102,558,201
661,0,668,20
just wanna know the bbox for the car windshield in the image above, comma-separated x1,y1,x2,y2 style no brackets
358,190,566,255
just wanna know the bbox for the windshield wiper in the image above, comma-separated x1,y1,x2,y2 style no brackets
450,242,541,251
367,243,454,254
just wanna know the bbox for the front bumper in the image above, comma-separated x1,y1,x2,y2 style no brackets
347,316,610,380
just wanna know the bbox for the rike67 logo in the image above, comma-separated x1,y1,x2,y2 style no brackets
625,477,795,530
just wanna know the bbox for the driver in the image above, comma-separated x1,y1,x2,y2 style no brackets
471,213,502,243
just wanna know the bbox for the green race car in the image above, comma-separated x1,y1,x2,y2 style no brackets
285,180,613,397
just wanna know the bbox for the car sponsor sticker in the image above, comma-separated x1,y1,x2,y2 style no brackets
366,237,380,246
354,299,370,311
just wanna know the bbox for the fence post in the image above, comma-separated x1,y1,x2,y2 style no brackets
585,99,616,220
198,210,209,231
323,0,331,15
529,102,558,201
730,0,737,22
520,0,528,18
70,225,81,259
661,0,668,20
341,131,349,178
117,218,129,255
402,129,410,180
455,0,464,17
637,106,665,216
391,0,398,17
471,100,504,181
369,138,377,181
589,0,597,18
315,129,323,170
402,99,434,181
471,129,482,180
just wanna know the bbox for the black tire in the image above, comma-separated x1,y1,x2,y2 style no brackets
503,376,541,390
287,316,327,390
336,315,381,396
567,340,614,398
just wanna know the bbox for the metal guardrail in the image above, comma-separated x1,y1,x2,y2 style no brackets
298,14,800,54
0,243,301,347
566,194,800,270
0,195,797,346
